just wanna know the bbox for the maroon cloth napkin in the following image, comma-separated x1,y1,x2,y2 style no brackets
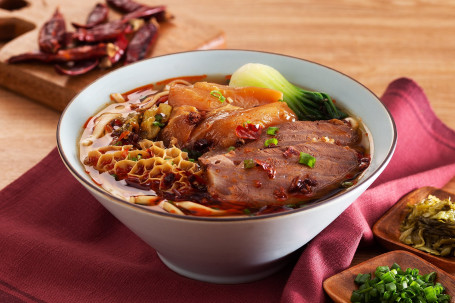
1,78,455,303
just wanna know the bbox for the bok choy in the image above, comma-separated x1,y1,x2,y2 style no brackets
229,63,347,121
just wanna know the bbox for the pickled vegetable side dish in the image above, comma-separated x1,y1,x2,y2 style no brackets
400,195,455,257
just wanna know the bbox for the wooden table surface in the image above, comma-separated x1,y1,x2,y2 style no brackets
1,0,454,277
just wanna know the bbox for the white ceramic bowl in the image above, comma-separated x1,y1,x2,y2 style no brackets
57,50,396,284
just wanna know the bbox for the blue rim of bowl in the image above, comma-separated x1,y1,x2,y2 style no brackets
56,49,397,222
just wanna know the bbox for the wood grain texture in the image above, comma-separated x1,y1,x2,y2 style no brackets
323,250,455,303
373,187,455,274
1,0,455,282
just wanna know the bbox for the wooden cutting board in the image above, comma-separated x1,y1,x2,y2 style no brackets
0,0,225,111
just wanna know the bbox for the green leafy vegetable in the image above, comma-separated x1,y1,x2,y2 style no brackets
351,263,451,303
229,63,347,121
298,152,316,168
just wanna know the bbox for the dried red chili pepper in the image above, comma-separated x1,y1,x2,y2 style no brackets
273,187,288,202
8,2,167,75
359,156,370,170
253,180,262,188
125,20,159,64
8,43,108,64
254,159,276,179
62,32,76,48
235,123,263,140
39,8,66,54
55,58,100,76
56,43,108,61
74,20,129,43
72,3,109,29
282,146,300,159
99,35,129,68
106,0,144,13
122,5,168,22
288,176,317,195
155,94,169,105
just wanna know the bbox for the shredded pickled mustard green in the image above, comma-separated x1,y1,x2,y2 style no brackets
400,195,455,257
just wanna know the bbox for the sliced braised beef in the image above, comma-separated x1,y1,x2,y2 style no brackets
168,82,284,111
199,127,368,207
246,119,360,149
185,102,296,150
159,105,203,148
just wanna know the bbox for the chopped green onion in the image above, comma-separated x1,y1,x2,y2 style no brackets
154,114,163,122
264,138,278,147
355,273,371,284
350,291,363,302
227,146,235,152
351,263,451,303
299,152,316,168
342,181,354,188
423,272,436,283
380,271,396,283
385,282,396,292
424,286,437,302
383,290,392,300
243,159,255,169
210,90,226,103
152,121,165,127
243,208,252,215
242,120,252,127
375,266,390,275
416,278,425,286
266,126,279,136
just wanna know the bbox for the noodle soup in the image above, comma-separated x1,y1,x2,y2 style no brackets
79,69,371,217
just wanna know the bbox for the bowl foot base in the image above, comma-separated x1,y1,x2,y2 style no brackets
157,252,288,284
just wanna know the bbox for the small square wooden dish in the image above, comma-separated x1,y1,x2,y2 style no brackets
323,250,455,303
372,186,455,274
